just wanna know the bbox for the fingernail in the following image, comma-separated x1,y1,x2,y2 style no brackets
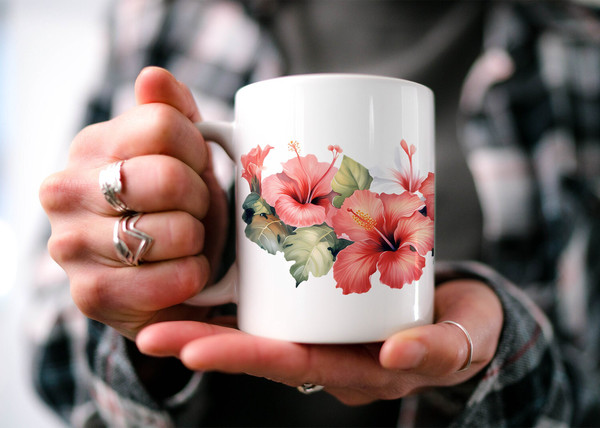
383,340,427,370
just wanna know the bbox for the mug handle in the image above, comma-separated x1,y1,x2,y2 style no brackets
184,121,238,306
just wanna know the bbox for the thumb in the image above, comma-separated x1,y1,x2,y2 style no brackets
380,279,502,378
134,66,201,122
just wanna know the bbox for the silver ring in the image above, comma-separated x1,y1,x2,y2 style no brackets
99,160,130,213
441,320,473,372
297,383,325,395
113,213,154,266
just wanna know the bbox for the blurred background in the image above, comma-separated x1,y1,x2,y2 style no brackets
0,0,110,425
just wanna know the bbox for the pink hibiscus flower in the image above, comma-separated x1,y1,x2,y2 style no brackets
331,190,434,294
262,142,341,228
241,144,273,194
419,172,435,221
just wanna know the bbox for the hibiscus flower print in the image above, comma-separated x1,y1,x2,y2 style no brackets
262,142,342,228
371,139,426,194
241,144,274,194
419,172,435,221
331,190,434,294
240,137,434,295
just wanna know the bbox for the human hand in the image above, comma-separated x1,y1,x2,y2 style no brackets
39,67,229,341
136,278,503,405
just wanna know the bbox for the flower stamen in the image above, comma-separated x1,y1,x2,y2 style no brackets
306,145,342,203
288,140,301,154
288,141,314,202
347,207,396,250
400,139,420,193
348,209,377,230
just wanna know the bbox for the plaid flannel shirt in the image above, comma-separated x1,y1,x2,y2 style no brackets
30,1,600,426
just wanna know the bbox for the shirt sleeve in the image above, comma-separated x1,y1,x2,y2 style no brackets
30,252,207,427
441,2,600,426
85,320,205,427
408,261,574,427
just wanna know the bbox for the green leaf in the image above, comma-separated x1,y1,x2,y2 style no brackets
245,214,292,254
331,155,373,208
330,237,353,258
242,192,273,224
283,223,353,286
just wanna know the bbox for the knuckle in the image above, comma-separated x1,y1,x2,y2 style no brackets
39,172,78,213
196,135,210,172
166,213,204,255
47,229,87,265
172,256,208,297
69,123,103,158
70,272,105,320
145,104,181,152
189,218,206,254
155,159,190,202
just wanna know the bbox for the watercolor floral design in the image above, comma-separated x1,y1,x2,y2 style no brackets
240,139,434,294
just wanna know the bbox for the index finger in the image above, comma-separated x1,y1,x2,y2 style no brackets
136,321,387,389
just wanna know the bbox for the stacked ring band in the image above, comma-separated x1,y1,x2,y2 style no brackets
113,213,154,266
99,160,130,213
99,160,155,266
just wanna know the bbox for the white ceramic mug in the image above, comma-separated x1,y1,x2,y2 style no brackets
186,74,435,344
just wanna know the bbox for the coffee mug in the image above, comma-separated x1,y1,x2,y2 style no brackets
186,74,435,344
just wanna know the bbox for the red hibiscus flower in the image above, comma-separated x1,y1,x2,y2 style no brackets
419,172,435,221
241,144,273,194
331,190,434,294
262,142,341,228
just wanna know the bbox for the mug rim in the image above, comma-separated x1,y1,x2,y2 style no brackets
237,73,433,97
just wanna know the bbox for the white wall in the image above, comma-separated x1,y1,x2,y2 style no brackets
0,0,110,426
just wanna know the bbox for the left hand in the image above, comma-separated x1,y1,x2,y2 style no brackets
136,278,503,405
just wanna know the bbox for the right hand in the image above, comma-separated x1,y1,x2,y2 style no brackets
39,67,229,341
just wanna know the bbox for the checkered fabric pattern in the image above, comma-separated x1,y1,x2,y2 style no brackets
29,1,599,427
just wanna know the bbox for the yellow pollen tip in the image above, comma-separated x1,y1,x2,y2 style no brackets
351,209,377,231
288,140,300,152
